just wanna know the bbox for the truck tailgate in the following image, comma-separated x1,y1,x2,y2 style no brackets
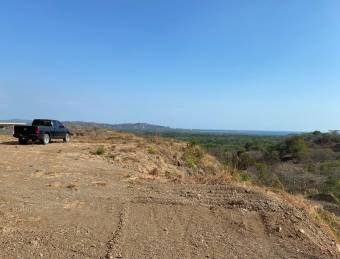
14,126,36,135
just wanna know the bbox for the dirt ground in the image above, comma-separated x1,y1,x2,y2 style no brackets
0,135,339,258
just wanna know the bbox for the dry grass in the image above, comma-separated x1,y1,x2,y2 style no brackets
70,126,340,241
66,183,78,190
184,172,232,185
313,208,340,241
261,187,340,242
73,128,223,180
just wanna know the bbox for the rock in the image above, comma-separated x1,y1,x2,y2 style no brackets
336,244,340,253
276,226,282,233
30,240,39,247
299,229,305,235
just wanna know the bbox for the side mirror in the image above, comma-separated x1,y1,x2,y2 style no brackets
59,125,65,128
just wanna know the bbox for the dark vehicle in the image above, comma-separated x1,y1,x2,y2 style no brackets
13,119,72,145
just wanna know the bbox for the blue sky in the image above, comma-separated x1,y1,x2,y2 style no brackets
0,1,339,131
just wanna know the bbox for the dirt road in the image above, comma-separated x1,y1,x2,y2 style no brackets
0,136,338,258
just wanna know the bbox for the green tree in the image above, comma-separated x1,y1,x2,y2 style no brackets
281,136,308,160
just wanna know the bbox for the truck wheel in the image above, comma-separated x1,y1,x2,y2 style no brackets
63,133,70,143
41,134,50,145
19,138,28,145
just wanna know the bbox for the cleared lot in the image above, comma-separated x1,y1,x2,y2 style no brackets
0,136,338,258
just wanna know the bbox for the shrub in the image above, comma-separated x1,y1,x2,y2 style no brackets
183,143,204,169
322,176,340,201
312,130,322,135
263,149,280,164
232,171,251,182
244,141,261,151
309,193,339,204
314,133,340,145
95,146,106,155
147,145,157,154
256,163,284,189
235,151,256,170
319,161,340,175
333,144,340,152
279,136,308,160
313,208,340,240
309,148,336,162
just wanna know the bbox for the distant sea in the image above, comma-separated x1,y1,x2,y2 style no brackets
189,129,303,136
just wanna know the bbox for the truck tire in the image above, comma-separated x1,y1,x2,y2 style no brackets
41,134,50,145
19,138,28,145
63,133,70,143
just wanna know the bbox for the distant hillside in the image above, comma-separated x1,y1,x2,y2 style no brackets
2,119,302,136
65,121,302,136
64,121,172,132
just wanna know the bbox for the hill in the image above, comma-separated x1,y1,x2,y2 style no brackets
64,121,172,132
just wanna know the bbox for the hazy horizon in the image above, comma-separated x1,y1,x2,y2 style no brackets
1,1,339,132
0,117,310,133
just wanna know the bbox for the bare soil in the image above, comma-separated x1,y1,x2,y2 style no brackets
0,135,339,258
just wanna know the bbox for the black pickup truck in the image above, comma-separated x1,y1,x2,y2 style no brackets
13,119,72,145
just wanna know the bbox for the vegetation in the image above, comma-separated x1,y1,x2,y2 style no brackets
140,131,340,209
314,208,340,240
55,125,340,239
94,145,106,155
147,145,157,154
183,141,204,169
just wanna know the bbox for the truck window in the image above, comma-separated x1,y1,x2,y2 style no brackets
32,120,52,127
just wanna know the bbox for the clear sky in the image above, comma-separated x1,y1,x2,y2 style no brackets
0,1,339,131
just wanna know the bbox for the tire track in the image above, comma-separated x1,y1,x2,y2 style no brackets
103,203,128,259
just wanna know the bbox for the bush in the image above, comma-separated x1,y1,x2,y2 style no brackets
235,151,256,170
183,143,204,169
147,145,157,154
314,133,340,145
319,161,340,175
232,171,251,182
263,148,280,164
314,208,340,240
309,148,336,162
323,176,340,201
279,136,308,160
256,163,284,189
244,141,261,151
309,193,339,204
95,146,106,155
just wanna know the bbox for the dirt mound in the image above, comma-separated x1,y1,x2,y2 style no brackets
119,182,339,258
73,127,226,182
